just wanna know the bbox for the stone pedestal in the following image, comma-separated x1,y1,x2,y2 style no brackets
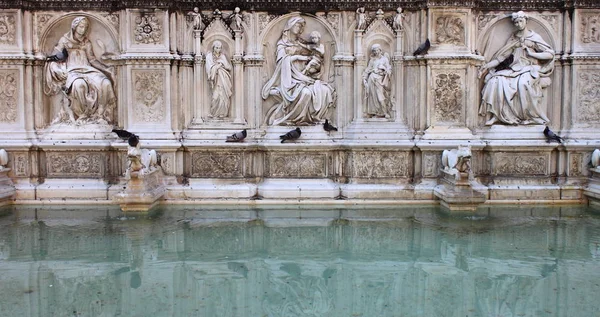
0,169,15,206
584,168,600,209
434,168,487,212
114,168,166,212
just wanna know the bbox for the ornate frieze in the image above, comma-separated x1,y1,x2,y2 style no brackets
191,152,243,178
267,153,326,178
0,14,16,46
351,151,410,178
493,153,547,176
577,72,600,123
422,152,440,178
100,13,120,30
133,13,162,45
46,153,104,177
257,13,277,35
0,70,18,123
477,14,498,31
434,15,465,45
132,70,165,123
581,14,600,44
433,71,463,124
12,152,27,177
35,13,54,41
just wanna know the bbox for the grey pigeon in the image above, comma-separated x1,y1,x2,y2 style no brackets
280,127,301,143
413,38,430,56
47,48,68,62
323,119,338,132
112,129,137,140
543,126,563,144
226,129,247,142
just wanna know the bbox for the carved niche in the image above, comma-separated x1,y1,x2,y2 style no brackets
0,14,16,46
132,70,165,123
351,151,410,178
581,14,600,44
434,14,465,45
0,70,18,123
577,71,600,123
433,71,463,124
46,152,104,177
191,152,243,178
267,152,326,178
493,153,547,176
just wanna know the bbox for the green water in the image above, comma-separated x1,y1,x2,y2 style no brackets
0,205,599,317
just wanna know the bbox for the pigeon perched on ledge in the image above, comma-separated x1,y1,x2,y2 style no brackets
226,129,247,142
112,129,137,140
543,126,563,144
280,128,301,143
413,38,430,56
323,119,338,132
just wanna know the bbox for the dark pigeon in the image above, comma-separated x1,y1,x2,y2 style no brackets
112,129,137,140
226,129,247,142
280,127,301,143
413,38,430,56
495,54,514,72
543,126,563,144
323,119,338,132
47,48,68,62
128,134,140,147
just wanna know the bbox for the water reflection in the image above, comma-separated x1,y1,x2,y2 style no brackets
0,205,599,316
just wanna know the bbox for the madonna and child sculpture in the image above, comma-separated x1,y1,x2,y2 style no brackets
44,16,116,125
478,11,555,126
262,17,336,126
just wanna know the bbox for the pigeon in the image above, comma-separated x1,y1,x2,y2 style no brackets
280,127,301,143
112,129,137,140
323,119,338,132
413,38,430,56
495,54,514,72
127,134,140,147
46,48,68,62
543,126,563,144
226,129,247,142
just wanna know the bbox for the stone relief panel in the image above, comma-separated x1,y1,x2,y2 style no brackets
351,151,410,178
492,153,548,176
159,152,175,176
35,13,55,47
12,152,28,177
133,13,163,45
434,14,465,45
46,152,104,177
363,44,392,118
261,15,337,126
581,14,600,44
0,70,18,123
191,152,243,178
267,152,326,178
432,70,464,124
577,71,600,123
100,13,119,30
258,13,277,36
0,13,17,46
422,152,441,178
569,153,584,177
132,70,165,123
477,14,500,32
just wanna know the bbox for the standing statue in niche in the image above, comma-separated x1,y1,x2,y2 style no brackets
230,7,243,31
262,17,336,126
44,16,116,124
205,41,233,118
188,7,204,31
478,11,555,126
363,44,392,118
392,7,405,32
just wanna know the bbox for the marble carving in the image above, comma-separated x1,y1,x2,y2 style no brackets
206,40,233,118
262,17,336,126
478,11,555,126
363,44,392,118
44,16,116,124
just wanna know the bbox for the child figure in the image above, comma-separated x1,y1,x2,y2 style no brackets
301,31,325,78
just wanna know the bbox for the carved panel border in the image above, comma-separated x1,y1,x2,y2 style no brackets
350,151,410,178
45,152,105,178
492,152,549,176
190,152,244,178
576,70,600,124
266,152,327,178
431,69,464,124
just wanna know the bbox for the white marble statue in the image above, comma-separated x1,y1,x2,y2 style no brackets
363,44,392,118
230,7,243,31
592,149,600,170
44,16,116,124
393,7,405,32
300,31,324,78
442,145,472,173
188,7,203,30
205,41,233,118
262,17,336,126
478,11,555,126
126,140,158,178
356,7,367,31
0,149,7,172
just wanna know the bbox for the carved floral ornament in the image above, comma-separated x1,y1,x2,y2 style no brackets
0,71,18,123
434,72,463,123
0,14,16,46
133,70,164,123
134,13,162,44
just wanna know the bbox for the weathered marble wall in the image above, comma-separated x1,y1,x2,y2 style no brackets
0,1,599,203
